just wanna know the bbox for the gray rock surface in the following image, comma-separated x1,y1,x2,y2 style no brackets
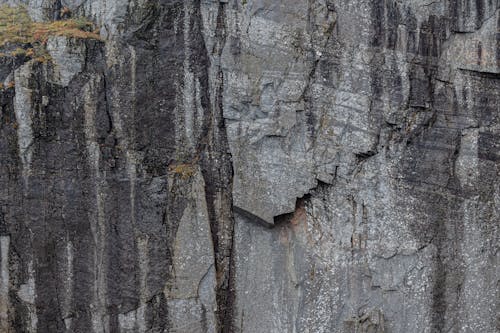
0,0,498,332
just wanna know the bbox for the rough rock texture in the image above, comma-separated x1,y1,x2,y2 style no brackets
0,0,498,332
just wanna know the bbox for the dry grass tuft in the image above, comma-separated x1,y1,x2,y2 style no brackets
0,5,100,61
0,5,33,45
31,19,101,44
168,163,196,179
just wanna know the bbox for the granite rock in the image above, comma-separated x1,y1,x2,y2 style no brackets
0,0,498,332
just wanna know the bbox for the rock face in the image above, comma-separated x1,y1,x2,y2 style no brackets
0,0,498,332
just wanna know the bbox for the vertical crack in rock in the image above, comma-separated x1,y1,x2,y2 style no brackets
83,73,109,333
196,2,236,332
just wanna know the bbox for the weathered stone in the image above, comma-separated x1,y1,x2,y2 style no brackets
0,0,498,332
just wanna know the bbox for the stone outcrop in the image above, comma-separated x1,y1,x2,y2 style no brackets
0,0,498,332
